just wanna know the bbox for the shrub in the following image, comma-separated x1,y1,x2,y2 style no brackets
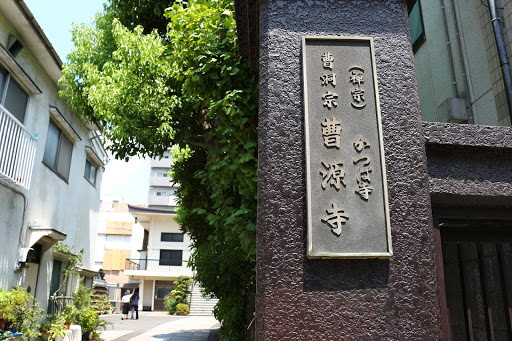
0,287,43,340
163,295,177,315
175,303,189,316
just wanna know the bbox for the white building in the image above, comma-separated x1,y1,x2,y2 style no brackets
125,153,217,314
0,1,107,312
125,205,194,311
147,149,178,210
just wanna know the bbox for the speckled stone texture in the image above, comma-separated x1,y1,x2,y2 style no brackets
424,122,512,207
257,0,442,340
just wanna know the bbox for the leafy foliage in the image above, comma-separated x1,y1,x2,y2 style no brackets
164,276,192,315
0,287,43,340
39,314,67,341
60,0,258,339
171,276,192,305
175,303,190,316
52,242,84,298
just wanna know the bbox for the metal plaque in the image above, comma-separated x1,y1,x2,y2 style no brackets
303,36,392,258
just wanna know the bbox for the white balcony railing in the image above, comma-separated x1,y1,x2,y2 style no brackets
0,105,37,189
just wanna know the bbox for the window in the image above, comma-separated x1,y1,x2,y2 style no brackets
0,67,29,123
159,250,182,266
84,158,97,186
408,1,426,53
161,233,184,242
43,119,73,181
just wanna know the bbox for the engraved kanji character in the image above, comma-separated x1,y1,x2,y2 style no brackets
353,156,371,166
349,66,364,85
355,183,373,200
356,167,372,184
320,161,346,190
320,73,336,86
321,52,334,70
321,117,341,148
321,203,349,236
351,88,365,101
350,73,364,86
322,91,338,109
353,136,371,153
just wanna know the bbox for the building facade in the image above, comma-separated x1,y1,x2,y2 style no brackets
147,149,178,210
93,196,145,304
125,205,194,311
0,0,107,312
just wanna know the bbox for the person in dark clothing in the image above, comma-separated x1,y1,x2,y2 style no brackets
130,288,139,320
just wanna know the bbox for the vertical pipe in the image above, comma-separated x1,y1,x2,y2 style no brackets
488,0,512,124
440,0,459,97
451,0,476,122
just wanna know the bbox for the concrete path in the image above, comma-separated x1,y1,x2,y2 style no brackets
99,312,220,341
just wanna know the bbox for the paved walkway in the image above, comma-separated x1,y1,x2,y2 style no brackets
100,312,220,341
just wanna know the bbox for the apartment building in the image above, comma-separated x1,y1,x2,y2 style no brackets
0,0,107,312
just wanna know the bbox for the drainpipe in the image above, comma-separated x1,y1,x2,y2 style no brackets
440,0,459,98
488,0,512,123
451,0,476,123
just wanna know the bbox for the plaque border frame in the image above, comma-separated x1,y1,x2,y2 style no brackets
302,36,393,259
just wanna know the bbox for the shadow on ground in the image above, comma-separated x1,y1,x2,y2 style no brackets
152,328,219,341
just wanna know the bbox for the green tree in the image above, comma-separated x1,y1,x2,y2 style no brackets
60,0,258,339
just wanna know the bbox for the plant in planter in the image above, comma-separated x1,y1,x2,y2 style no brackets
75,307,110,341
39,314,67,341
75,307,96,341
91,295,113,315
0,287,43,340
61,305,78,328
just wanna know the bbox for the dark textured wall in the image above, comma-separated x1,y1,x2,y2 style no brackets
257,0,443,339
424,122,512,208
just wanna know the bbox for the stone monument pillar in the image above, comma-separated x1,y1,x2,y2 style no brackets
256,0,444,339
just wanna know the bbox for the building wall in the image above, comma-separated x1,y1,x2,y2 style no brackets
414,0,510,125
0,184,25,290
146,215,191,266
0,3,106,311
414,0,512,126
95,198,145,285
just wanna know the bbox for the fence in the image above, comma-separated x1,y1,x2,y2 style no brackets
47,296,73,315
125,258,187,271
0,105,37,189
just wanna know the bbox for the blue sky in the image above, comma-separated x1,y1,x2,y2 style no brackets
24,0,151,204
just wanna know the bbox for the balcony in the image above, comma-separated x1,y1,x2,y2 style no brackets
149,176,172,187
148,195,178,207
151,158,172,168
126,258,186,271
0,105,37,189
124,258,193,278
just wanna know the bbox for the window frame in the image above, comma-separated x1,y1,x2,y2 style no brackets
160,233,184,242
42,118,73,182
0,66,29,123
84,158,97,187
159,250,183,266
408,0,426,53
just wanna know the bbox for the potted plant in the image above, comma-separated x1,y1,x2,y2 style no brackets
0,287,42,341
61,305,78,328
75,307,96,341
39,314,67,341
